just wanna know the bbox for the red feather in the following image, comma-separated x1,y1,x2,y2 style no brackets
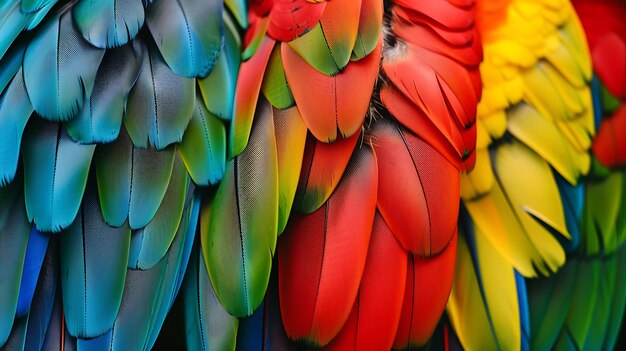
592,105,626,167
282,38,382,142
373,119,460,257
278,146,378,347
266,0,326,42
294,131,360,213
322,213,408,351
393,233,458,349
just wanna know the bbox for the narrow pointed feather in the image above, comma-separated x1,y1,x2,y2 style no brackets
110,197,193,351
261,45,295,109
555,173,583,252
279,146,377,347
394,234,457,349
282,38,381,142
72,0,144,48
60,184,130,339
273,106,307,234
563,259,600,349
465,140,569,277
351,0,382,60
225,0,247,28
96,128,175,229
24,238,59,351
183,245,239,351
604,243,626,350
202,98,279,317
198,18,240,121
146,0,223,78
230,36,274,157
21,0,53,12
294,131,359,214
16,227,49,317
125,42,194,149
0,68,32,185
23,9,104,121
0,1,32,62
323,213,407,351
23,120,95,232
24,0,56,30
0,178,31,346
373,119,459,257
178,95,227,186
0,41,24,95
42,294,78,351
447,219,521,351
128,155,189,269
67,42,143,144
581,171,622,255
584,254,618,350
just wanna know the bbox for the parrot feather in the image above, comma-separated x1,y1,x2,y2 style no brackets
72,0,144,48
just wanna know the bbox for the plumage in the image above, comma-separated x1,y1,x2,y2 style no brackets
72,0,145,49
201,98,279,318
278,146,377,347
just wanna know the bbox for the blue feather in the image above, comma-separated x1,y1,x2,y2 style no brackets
515,271,530,351
554,171,584,252
72,0,145,48
591,74,604,131
16,226,49,317
0,0,31,61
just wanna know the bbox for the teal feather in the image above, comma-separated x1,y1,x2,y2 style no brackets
0,0,31,61
24,0,57,30
67,41,143,144
198,14,240,121
145,0,223,78
21,0,53,13
23,9,104,121
0,177,31,346
110,193,194,351
95,129,174,229
0,41,23,94
128,155,189,269
124,42,195,149
0,68,32,185
178,95,227,186
72,0,145,48
2,316,28,350
22,120,95,232
60,184,131,339
182,245,239,351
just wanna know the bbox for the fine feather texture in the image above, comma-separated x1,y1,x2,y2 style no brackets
72,0,145,49
16,227,49,318
60,184,131,339
202,97,279,318
278,145,378,347
23,9,104,121
22,120,95,232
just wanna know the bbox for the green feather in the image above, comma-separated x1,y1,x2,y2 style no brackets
60,184,131,339
95,129,175,229
261,45,295,109
563,258,600,349
201,98,279,317
224,0,247,29
183,245,239,351
178,95,227,186
582,170,623,255
23,120,95,232
72,0,145,48
128,155,189,269
23,9,104,121
145,0,223,78
0,177,30,346
66,41,143,144
124,42,195,149
604,243,626,350
0,68,32,185
287,24,341,76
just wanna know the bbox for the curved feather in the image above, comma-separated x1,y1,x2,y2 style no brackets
60,184,131,339
128,155,189,269
178,95,227,186
278,145,378,347
373,119,460,257
273,106,307,234
66,41,143,144
0,68,32,185
260,44,294,109
0,178,31,347
448,218,522,351
16,227,49,317
0,1,32,62
95,129,175,229
293,130,359,214
72,0,144,48
202,98,279,317
124,42,195,149
351,0,382,60
393,234,457,349
23,9,104,121
145,0,223,78
264,0,325,43
198,15,240,121
282,38,381,142
22,120,95,232
183,245,239,351
323,213,407,351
